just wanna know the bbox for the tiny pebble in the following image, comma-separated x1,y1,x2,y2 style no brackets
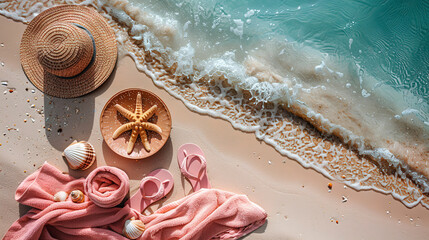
26,99,30,102
328,183,333,190
24,119,27,123
342,196,348,203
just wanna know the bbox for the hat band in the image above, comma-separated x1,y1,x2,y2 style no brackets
59,23,97,79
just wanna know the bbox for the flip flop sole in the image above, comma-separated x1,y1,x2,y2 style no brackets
177,143,211,191
126,168,174,213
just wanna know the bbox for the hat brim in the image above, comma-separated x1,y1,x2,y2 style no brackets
20,5,117,98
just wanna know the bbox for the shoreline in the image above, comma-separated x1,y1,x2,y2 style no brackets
1,13,429,240
100,0,429,204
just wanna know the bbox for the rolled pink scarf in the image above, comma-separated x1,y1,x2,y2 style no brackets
84,166,129,208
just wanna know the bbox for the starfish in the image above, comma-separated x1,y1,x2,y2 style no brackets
113,92,162,154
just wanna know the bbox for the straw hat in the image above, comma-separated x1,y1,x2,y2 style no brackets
20,5,117,98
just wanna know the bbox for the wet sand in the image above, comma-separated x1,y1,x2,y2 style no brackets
0,15,428,239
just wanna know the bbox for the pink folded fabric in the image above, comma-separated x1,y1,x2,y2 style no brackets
140,188,267,240
4,163,267,240
84,166,129,208
3,162,141,240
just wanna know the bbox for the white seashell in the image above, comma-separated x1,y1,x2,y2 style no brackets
63,140,96,170
53,191,68,202
123,217,145,239
70,190,85,203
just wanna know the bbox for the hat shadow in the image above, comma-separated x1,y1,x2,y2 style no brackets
42,56,117,151
41,77,94,152
43,86,95,151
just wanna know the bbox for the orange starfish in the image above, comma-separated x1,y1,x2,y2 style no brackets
113,93,162,154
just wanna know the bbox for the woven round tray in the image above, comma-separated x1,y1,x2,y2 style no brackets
100,89,172,159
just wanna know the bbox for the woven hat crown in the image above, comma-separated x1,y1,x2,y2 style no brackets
20,5,118,98
35,22,94,78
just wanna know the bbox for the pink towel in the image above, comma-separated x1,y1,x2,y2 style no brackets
4,163,267,240
3,163,140,240
84,166,129,208
140,188,267,240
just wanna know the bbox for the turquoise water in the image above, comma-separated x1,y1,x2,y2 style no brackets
132,0,429,123
116,0,429,196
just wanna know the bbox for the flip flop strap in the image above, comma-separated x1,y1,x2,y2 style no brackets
181,153,207,180
139,176,167,201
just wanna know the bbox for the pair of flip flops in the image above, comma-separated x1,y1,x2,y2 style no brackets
127,143,211,213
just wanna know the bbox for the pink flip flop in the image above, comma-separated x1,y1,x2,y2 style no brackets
177,143,211,191
126,169,174,213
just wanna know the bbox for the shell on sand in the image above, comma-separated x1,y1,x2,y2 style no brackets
63,140,96,170
123,217,145,239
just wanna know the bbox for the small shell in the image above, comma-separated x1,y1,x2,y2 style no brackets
123,217,145,239
70,190,85,203
53,191,68,202
63,140,96,170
